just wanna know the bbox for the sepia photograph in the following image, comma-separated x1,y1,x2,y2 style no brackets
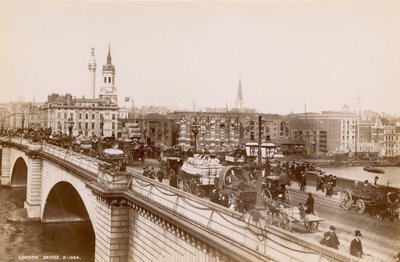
0,0,399,261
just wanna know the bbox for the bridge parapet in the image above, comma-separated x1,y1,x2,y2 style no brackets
42,143,100,174
97,168,132,190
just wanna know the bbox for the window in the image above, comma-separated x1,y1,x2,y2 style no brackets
112,114,115,120
92,123,95,129
85,114,88,119
104,77,107,83
85,123,88,129
79,113,82,119
108,77,111,83
92,114,95,119
112,123,115,129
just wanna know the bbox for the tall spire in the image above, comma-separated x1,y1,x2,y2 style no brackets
237,78,243,101
236,77,244,111
107,43,112,64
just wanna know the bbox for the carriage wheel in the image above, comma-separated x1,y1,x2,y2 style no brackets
124,153,133,166
340,189,353,210
167,169,175,180
304,221,318,233
183,182,191,193
356,199,366,214
190,179,199,196
262,188,272,200
283,189,290,204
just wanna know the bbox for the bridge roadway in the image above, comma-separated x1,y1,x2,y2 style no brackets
128,162,400,262
288,188,400,262
1,136,356,262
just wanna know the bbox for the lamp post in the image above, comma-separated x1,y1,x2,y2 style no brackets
100,115,105,137
21,114,25,135
191,116,200,153
245,115,276,209
67,118,74,139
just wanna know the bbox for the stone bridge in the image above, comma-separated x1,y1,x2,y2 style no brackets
0,136,353,262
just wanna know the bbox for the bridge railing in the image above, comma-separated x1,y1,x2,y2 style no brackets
42,143,100,174
128,174,348,262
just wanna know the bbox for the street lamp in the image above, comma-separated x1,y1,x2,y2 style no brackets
67,118,74,138
244,115,276,209
100,115,105,137
21,114,26,135
190,116,200,153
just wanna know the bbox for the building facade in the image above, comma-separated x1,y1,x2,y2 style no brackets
286,109,360,156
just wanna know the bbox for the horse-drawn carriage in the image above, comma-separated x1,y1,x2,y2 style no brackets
263,176,290,204
180,154,224,198
215,166,257,212
340,182,400,221
157,156,183,180
99,148,126,172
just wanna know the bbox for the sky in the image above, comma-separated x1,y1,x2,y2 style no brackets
1,0,399,115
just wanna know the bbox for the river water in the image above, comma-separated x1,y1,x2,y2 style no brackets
0,187,94,262
322,166,400,188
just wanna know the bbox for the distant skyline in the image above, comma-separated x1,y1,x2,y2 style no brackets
1,1,399,115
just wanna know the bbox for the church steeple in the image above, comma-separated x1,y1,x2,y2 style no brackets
103,44,115,72
107,44,112,64
236,78,244,111
99,44,117,104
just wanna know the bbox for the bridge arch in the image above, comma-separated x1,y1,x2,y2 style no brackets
11,157,28,187
42,176,96,230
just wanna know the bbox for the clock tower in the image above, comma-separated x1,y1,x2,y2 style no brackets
99,44,117,104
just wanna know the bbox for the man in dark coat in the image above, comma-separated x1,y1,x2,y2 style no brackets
321,225,340,250
305,192,314,214
350,230,364,258
299,173,307,191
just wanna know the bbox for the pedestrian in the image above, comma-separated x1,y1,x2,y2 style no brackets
157,169,164,183
320,225,340,250
316,173,325,192
148,167,155,180
142,167,149,177
350,230,364,258
275,161,282,176
325,181,333,197
299,173,307,191
305,192,314,214
332,175,337,194
373,176,379,186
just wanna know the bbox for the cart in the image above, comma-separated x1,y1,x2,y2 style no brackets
265,199,322,232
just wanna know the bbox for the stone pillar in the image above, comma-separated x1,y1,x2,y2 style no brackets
24,155,43,218
0,146,12,185
95,198,130,262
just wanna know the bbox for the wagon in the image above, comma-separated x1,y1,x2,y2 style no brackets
340,182,400,220
262,176,290,204
265,199,322,232
100,148,126,172
180,154,223,198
